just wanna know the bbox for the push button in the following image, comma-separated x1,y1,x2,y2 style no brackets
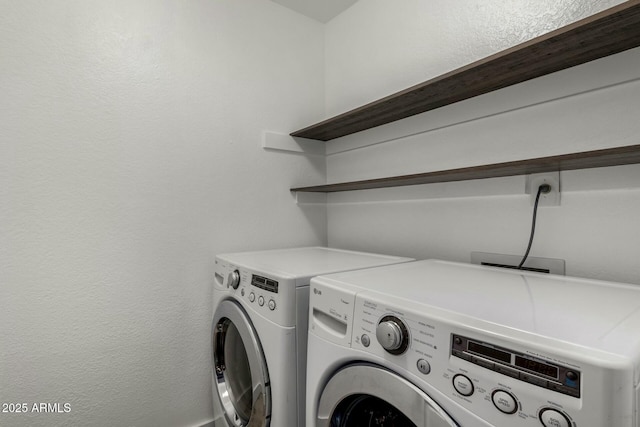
268,299,276,310
472,356,494,370
416,359,431,375
249,292,255,302
452,350,472,362
258,296,264,306
361,334,370,347
494,364,519,378
452,374,474,396
520,372,548,388
539,408,570,427
491,390,518,414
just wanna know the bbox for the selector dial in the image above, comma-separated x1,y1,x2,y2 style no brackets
227,270,241,289
376,315,409,355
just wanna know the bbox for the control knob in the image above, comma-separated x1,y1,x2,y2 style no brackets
227,270,241,289
376,315,409,355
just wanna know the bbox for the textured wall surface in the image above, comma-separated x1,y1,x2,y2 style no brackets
324,0,640,284
3,0,640,425
0,1,325,426
324,0,625,116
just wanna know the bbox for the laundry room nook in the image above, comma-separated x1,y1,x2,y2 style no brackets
2,1,640,427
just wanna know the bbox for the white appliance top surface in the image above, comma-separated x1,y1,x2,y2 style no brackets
217,247,413,280
316,259,640,355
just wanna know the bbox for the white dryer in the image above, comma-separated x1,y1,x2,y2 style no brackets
211,247,413,427
307,259,640,427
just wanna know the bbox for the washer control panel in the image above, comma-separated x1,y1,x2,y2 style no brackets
251,274,279,294
346,293,599,427
451,334,580,398
309,260,640,427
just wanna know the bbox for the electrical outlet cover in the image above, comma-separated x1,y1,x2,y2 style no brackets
471,252,565,275
525,172,560,206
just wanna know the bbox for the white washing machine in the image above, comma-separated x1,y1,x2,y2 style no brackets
211,247,413,427
307,259,640,427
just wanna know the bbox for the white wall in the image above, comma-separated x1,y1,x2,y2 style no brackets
0,1,325,426
324,0,640,284
325,0,624,116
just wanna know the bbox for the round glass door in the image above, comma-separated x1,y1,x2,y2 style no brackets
317,364,458,427
213,300,270,427
331,394,416,427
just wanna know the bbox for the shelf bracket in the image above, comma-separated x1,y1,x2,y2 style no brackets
262,131,325,156
293,191,327,205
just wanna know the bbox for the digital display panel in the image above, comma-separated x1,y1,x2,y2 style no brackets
251,275,278,293
515,355,558,379
467,341,511,363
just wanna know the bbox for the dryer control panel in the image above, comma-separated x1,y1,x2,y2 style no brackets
214,258,297,327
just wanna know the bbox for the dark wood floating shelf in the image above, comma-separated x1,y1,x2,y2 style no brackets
291,145,640,193
291,1,640,141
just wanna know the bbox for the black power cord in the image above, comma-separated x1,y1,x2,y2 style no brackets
517,184,551,270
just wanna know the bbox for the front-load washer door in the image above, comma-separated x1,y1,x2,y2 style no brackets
317,364,458,427
212,299,270,427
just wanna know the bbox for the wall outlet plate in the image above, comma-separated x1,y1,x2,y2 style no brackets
471,252,565,275
525,172,560,206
